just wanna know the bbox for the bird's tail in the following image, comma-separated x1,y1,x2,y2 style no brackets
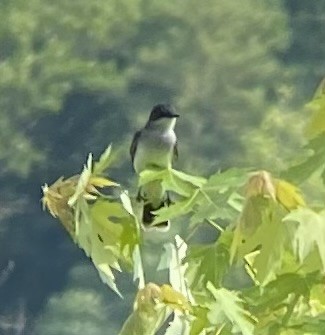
138,180,171,229
142,201,169,228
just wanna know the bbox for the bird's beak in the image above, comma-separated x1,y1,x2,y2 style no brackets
171,113,180,118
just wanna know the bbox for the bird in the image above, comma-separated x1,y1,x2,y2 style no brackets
130,104,179,228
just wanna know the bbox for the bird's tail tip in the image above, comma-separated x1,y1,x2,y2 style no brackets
141,202,170,232
141,220,170,232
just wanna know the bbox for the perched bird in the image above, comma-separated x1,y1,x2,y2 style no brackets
130,104,179,227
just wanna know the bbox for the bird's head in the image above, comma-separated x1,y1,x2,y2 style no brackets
146,104,179,130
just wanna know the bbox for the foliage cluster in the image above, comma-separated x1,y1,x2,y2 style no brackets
42,84,325,334
2,0,325,333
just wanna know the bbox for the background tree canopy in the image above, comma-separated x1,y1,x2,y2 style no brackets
1,0,325,334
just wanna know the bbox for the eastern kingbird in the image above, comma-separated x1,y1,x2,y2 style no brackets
130,104,179,227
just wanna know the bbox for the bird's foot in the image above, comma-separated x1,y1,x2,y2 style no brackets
165,192,174,206
136,190,146,202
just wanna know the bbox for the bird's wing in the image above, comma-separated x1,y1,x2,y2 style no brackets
173,140,178,161
130,130,141,167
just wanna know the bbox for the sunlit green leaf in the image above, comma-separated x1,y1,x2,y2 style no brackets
153,192,199,224
189,306,209,335
232,198,288,284
186,232,232,292
164,170,199,197
68,154,93,206
284,207,325,271
283,133,325,184
164,314,191,335
91,199,139,267
139,169,168,186
190,189,239,226
188,169,247,227
89,176,119,188
171,169,206,187
120,191,136,216
93,144,113,175
305,78,325,138
204,168,249,191
243,273,314,313
133,245,145,289
139,169,201,197
206,283,255,335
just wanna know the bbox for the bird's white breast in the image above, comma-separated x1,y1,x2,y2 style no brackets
133,129,176,174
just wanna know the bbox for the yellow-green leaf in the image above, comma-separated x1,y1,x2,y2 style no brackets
160,284,192,313
275,179,305,211
89,176,119,188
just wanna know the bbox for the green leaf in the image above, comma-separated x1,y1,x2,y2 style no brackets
292,315,325,334
153,191,199,224
139,169,203,197
93,144,113,175
242,272,324,335
74,199,139,296
189,306,209,335
190,189,240,226
284,207,325,271
120,191,136,216
133,245,145,289
164,170,199,197
70,197,122,296
188,169,247,227
89,176,119,188
68,153,93,206
91,199,139,265
305,78,325,138
243,273,315,314
239,196,273,235
233,199,289,284
283,133,325,184
90,200,124,243
75,198,92,254
186,231,232,293
284,152,325,185
321,168,325,185
139,169,168,186
250,224,288,284
146,168,245,226
171,169,206,187
204,168,249,191
206,283,255,335
164,314,191,335
91,237,122,297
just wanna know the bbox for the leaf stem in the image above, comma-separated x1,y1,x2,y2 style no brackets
281,294,299,327
206,218,224,232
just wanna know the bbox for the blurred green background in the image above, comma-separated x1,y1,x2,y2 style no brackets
0,0,324,333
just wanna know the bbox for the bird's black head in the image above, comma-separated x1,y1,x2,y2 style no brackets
148,104,179,122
